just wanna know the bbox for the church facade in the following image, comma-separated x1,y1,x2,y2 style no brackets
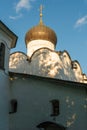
0,7,87,130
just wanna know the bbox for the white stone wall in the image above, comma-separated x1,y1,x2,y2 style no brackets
9,75,87,130
0,33,12,73
0,70,9,130
27,40,55,57
0,23,15,130
9,49,87,83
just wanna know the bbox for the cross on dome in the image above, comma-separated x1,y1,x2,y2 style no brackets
25,5,57,46
39,5,43,24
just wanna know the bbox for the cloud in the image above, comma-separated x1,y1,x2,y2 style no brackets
75,15,87,28
9,14,22,20
15,0,32,13
9,0,35,20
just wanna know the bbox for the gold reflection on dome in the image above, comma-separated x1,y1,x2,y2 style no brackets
25,5,57,45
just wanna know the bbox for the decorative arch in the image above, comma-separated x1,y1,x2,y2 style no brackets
29,47,59,62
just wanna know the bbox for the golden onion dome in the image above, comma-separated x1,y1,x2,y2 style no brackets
25,22,57,45
25,5,57,45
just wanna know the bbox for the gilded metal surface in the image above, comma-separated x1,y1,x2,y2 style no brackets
25,23,57,45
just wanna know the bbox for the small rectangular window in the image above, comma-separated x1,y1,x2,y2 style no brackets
0,43,5,69
9,99,17,114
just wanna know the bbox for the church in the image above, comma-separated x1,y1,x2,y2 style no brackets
0,6,87,130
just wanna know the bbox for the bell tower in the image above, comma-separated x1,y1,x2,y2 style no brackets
0,20,17,130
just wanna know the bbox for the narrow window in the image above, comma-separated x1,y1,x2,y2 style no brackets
0,43,5,69
50,99,59,117
9,99,17,114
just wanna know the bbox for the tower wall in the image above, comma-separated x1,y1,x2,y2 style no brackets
27,39,55,57
0,20,17,130
0,40,10,130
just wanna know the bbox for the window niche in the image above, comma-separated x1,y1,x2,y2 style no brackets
0,43,5,69
50,99,59,117
9,99,18,114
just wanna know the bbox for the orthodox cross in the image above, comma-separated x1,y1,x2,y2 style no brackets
39,5,43,24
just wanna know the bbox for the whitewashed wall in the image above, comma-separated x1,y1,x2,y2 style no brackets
27,40,55,57
0,26,14,73
9,48,87,83
0,70,9,130
9,75,87,130
0,26,14,130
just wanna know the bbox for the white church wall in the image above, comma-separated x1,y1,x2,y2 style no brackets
0,70,9,130
9,74,87,130
9,52,29,73
5,44,10,73
9,48,86,83
0,36,12,73
0,30,12,49
0,27,14,130
27,40,55,57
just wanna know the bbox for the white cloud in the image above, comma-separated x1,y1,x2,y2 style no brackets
75,15,87,28
9,0,35,20
15,0,32,13
9,14,22,20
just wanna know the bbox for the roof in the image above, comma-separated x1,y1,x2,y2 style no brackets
0,20,18,48
9,71,87,89
25,22,57,45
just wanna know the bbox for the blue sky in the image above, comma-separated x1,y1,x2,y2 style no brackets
0,0,87,75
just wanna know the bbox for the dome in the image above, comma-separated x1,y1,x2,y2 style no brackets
25,22,57,45
25,5,57,46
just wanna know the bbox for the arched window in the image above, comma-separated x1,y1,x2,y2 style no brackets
0,43,5,69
